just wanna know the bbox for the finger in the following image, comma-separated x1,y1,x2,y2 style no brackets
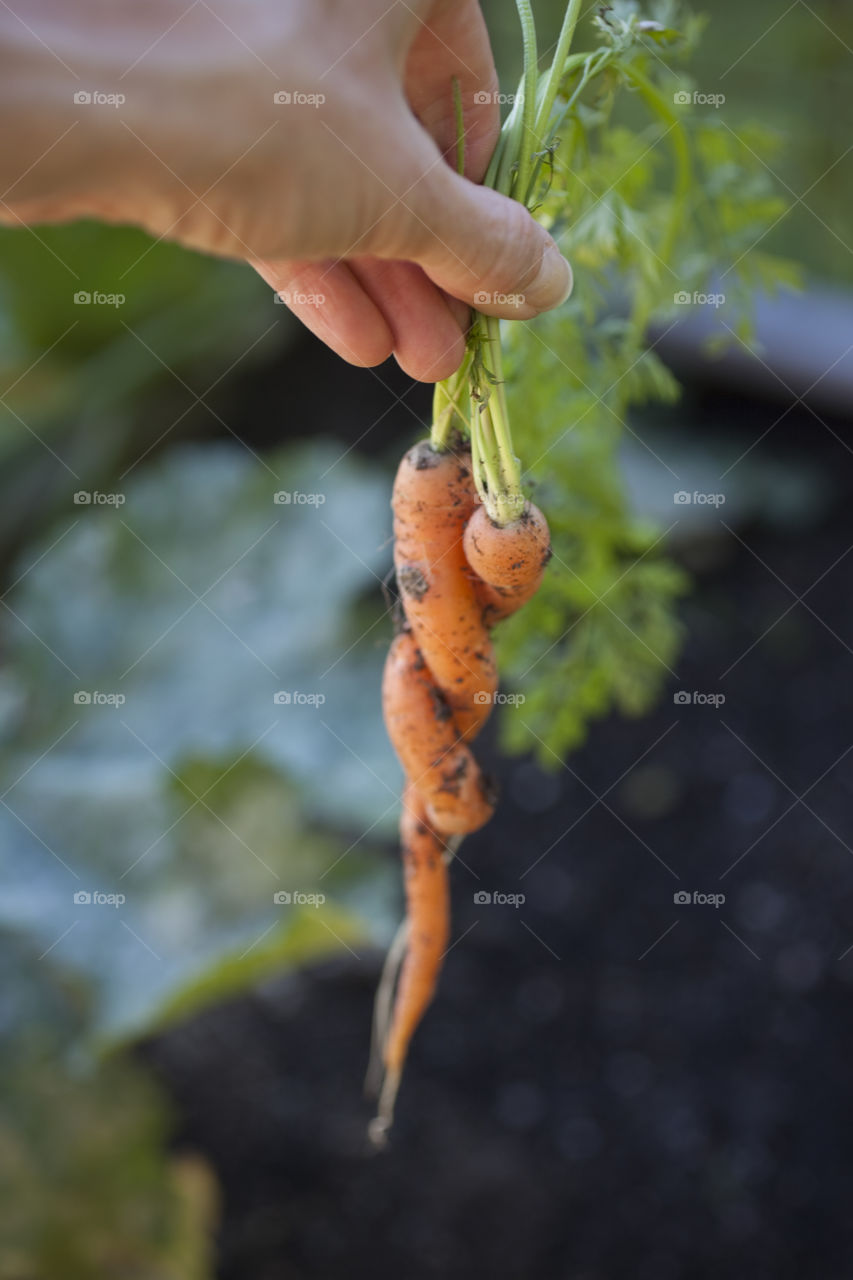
381,127,573,320
348,257,466,382
404,0,500,182
442,291,473,330
250,257,393,368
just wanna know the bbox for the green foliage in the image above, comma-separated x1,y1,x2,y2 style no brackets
0,221,288,559
0,936,217,1280
492,0,799,764
0,1058,217,1280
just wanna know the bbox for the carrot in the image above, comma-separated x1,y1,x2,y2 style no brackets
372,445,550,1143
463,499,551,591
463,500,551,622
384,782,450,1076
392,442,498,736
382,630,494,836
370,781,451,1144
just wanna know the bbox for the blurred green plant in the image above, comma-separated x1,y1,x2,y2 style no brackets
1,440,396,1042
0,440,396,1275
472,1,800,761
0,933,218,1280
482,0,852,284
0,223,287,559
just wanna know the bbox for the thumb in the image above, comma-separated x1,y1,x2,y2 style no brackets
388,141,573,320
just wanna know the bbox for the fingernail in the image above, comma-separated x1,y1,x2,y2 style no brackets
528,247,573,311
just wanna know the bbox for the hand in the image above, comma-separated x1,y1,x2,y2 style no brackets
0,0,572,381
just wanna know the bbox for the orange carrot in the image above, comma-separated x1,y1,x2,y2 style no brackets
370,781,451,1143
463,500,551,622
372,445,552,1143
382,782,450,1079
382,630,494,836
392,442,497,737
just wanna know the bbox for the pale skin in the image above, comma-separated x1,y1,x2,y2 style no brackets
0,0,573,382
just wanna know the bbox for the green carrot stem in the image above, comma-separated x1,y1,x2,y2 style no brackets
533,0,584,149
514,0,539,201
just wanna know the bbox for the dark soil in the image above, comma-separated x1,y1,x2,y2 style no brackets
141,349,853,1279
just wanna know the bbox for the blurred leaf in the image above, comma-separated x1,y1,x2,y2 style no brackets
150,901,366,1036
0,220,277,374
0,1034,217,1280
0,222,292,559
0,440,398,1039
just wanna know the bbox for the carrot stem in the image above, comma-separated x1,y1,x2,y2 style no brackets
433,0,591,522
432,349,473,450
533,0,584,154
525,49,610,206
514,0,539,202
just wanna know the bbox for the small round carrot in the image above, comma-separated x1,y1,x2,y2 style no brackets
464,499,552,622
463,499,551,590
392,442,498,734
382,630,494,836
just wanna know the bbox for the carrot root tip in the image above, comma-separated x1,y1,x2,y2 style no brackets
368,1068,402,1149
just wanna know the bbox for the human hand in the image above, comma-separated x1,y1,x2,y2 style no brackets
0,0,572,380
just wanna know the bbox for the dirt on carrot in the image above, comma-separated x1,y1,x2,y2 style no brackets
464,500,551,621
382,630,494,837
392,442,498,731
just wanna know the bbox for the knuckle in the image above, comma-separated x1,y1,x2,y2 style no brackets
479,208,543,295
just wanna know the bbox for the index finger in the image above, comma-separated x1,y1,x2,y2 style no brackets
403,0,501,183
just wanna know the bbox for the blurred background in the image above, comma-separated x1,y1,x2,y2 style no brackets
1,2,852,1277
